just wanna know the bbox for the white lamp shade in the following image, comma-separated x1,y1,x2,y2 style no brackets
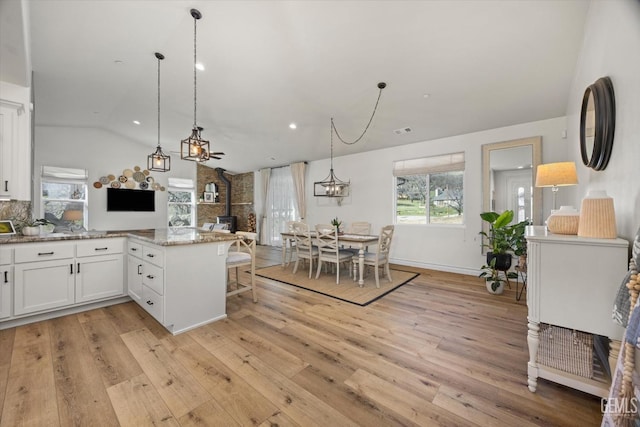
535,162,579,187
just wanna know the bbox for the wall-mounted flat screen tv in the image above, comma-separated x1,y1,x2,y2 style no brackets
107,188,155,212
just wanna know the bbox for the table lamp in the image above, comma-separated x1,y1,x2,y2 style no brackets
62,209,84,232
535,162,578,211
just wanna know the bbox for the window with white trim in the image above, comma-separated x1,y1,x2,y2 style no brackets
168,178,195,227
394,152,465,225
41,166,89,231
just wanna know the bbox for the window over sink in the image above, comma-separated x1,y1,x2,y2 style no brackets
40,166,88,232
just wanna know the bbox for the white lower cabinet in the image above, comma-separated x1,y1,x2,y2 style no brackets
14,258,75,315
127,254,143,303
11,238,125,317
0,247,13,320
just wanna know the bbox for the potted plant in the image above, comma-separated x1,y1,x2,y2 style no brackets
331,217,343,234
509,219,531,270
17,218,53,236
479,210,517,293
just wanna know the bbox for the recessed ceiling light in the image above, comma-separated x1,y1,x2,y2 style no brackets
133,120,141,125
517,166,524,169
114,60,124,65
195,62,205,71
289,123,297,129
423,93,430,99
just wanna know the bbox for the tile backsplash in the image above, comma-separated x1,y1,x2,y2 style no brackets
0,200,31,224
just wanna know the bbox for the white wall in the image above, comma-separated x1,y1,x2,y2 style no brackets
255,116,569,275
565,0,640,242
34,125,196,231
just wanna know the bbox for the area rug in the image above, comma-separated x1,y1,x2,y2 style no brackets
255,264,419,306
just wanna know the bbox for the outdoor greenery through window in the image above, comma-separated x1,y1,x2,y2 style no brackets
41,166,88,231
393,153,465,225
168,178,195,227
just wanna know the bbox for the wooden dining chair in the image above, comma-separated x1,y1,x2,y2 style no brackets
352,225,394,288
345,221,372,252
226,231,257,302
282,220,298,267
291,222,319,278
315,224,354,284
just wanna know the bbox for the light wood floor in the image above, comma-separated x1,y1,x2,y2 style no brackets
0,246,602,426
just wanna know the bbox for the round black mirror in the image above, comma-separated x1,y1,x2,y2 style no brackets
580,76,615,171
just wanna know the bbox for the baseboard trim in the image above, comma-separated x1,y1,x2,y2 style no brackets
389,257,477,277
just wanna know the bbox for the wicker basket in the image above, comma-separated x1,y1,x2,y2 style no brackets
536,324,594,378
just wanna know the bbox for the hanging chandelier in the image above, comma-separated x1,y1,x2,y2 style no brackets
148,52,171,172
181,9,224,162
314,82,386,199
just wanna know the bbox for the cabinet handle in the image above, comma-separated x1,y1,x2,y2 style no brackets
3,181,7,192
146,254,155,258
38,252,54,256
137,264,142,275
3,271,7,283
130,247,138,252
94,247,108,251
70,264,73,274
146,274,155,279
146,300,154,306
77,263,80,273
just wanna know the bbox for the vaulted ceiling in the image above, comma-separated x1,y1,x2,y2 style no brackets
4,0,589,173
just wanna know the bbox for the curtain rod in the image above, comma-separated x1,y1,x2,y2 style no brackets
264,161,307,170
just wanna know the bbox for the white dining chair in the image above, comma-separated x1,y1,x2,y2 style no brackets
352,225,394,288
291,222,319,278
226,231,257,302
344,221,372,252
315,224,354,284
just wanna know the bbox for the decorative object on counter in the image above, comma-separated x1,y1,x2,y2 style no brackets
148,52,171,172
577,190,617,238
535,161,578,210
94,167,164,191
0,220,16,236
580,76,615,171
546,205,580,235
314,82,387,201
15,218,53,236
180,9,225,163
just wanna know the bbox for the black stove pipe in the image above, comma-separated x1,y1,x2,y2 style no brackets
215,167,231,217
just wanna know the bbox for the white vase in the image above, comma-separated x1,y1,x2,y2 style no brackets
486,279,505,295
22,226,40,236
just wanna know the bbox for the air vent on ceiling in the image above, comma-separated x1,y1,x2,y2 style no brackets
394,127,412,135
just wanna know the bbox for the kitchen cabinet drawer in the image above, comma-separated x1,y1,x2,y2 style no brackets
142,245,163,267
142,285,163,323
128,241,143,258
0,247,12,265
142,262,163,295
14,242,75,263
76,239,123,258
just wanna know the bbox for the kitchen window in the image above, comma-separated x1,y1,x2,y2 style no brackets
168,178,195,227
41,166,88,231
393,153,465,225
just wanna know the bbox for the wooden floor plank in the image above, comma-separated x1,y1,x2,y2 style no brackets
177,400,242,427
0,322,59,427
120,328,211,419
0,328,15,413
80,316,144,387
49,315,120,426
107,373,179,426
161,332,278,426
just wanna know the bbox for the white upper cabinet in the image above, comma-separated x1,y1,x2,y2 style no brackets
0,82,31,201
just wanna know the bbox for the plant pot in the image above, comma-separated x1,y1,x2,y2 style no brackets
486,279,505,295
22,226,40,236
486,252,512,271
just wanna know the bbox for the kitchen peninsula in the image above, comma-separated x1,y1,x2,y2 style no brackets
0,228,238,334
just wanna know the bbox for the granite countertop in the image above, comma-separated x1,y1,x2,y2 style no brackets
0,228,239,246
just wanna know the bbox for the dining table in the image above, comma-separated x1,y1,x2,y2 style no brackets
280,231,379,287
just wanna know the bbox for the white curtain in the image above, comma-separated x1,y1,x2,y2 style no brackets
290,162,306,220
259,168,271,245
264,167,298,246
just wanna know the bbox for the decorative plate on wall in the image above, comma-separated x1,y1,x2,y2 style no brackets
123,169,134,178
99,176,109,185
93,182,102,189
125,180,135,189
133,171,145,182
94,166,165,191
139,181,149,190
111,181,121,188
118,175,128,183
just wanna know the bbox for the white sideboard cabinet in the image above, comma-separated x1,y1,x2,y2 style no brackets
525,226,628,397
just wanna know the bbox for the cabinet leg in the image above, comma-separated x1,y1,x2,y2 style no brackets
527,319,540,392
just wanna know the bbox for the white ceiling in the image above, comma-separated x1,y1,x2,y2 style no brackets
17,0,590,173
